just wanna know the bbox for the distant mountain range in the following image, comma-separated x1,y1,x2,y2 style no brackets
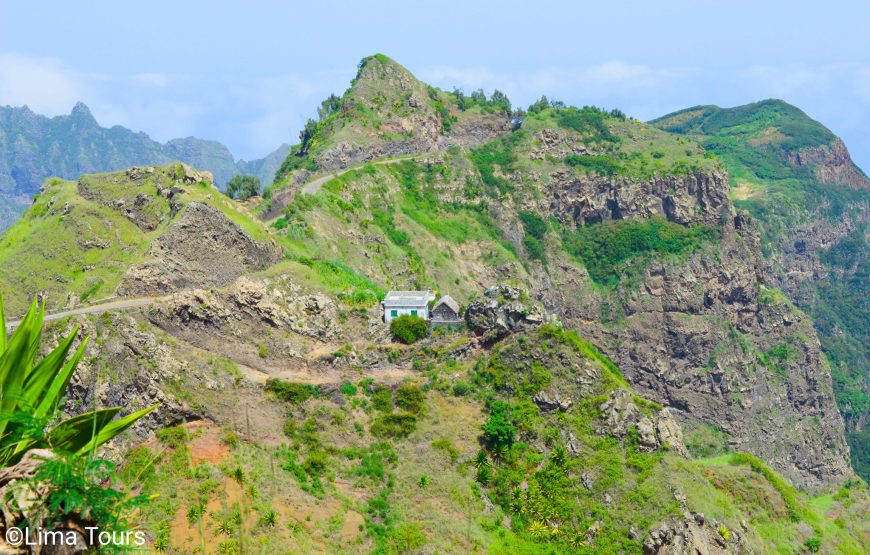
0,102,290,230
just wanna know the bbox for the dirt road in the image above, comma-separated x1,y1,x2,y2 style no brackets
5,297,156,330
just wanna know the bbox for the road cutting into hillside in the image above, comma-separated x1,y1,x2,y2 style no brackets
4,295,415,386
5,297,157,330
299,155,418,195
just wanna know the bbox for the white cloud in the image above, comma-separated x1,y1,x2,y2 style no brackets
0,53,87,114
740,64,829,97
418,66,496,90
132,73,171,87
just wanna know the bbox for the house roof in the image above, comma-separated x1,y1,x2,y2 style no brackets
433,294,459,313
383,291,434,305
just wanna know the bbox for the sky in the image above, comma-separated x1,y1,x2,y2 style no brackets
2,0,870,168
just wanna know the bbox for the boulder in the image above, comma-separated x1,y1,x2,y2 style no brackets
465,285,545,341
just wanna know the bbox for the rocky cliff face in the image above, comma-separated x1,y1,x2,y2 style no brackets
539,193,853,488
787,139,870,190
548,169,731,227
118,201,281,296
651,99,870,481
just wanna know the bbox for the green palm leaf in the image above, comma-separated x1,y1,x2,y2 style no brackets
0,297,158,467
75,404,158,456
48,408,121,454
0,296,6,353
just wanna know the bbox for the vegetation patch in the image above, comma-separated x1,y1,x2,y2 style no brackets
563,217,718,286
264,379,318,404
390,314,429,344
469,131,525,196
371,413,418,438
556,105,621,143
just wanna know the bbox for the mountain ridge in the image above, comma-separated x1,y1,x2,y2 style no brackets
0,102,290,231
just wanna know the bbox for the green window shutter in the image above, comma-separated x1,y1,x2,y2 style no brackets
411,310,417,316
391,310,398,317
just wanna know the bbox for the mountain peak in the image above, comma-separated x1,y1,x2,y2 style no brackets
349,53,423,95
651,99,869,189
70,101,95,121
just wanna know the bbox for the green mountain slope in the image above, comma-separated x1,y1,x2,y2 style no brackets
651,100,870,481
0,163,278,315
1,57,867,554
0,103,288,230
266,54,512,214
260,67,854,493
112,319,869,554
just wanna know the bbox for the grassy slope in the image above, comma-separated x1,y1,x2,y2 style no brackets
651,99,870,481
0,163,273,315
120,323,870,554
264,105,725,309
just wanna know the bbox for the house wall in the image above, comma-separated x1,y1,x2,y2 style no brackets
431,305,461,324
384,304,429,323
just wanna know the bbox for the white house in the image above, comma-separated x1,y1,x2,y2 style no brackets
383,291,435,323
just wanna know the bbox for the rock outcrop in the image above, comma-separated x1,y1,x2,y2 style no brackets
149,275,340,341
548,169,731,227
52,313,201,447
787,138,870,190
598,389,688,455
644,514,748,554
465,285,545,341
118,202,281,295
296,55,510,176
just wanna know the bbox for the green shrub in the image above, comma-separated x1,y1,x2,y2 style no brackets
340,381,358,396
518,210,547,240
390,315,429,344
372,386,394,412
371,413,417,438
395,384,425,414
522,235,546,262
452,381,470,396
482,401,516,449
225,175,261,200
265,379,317,404
476,464,492,485
387,523,426,553
804,537,821,552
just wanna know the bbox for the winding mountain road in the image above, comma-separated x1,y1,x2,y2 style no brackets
5,297,156,331
299,156,416,195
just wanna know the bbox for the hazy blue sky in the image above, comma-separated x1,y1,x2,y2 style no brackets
2,0,870,167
